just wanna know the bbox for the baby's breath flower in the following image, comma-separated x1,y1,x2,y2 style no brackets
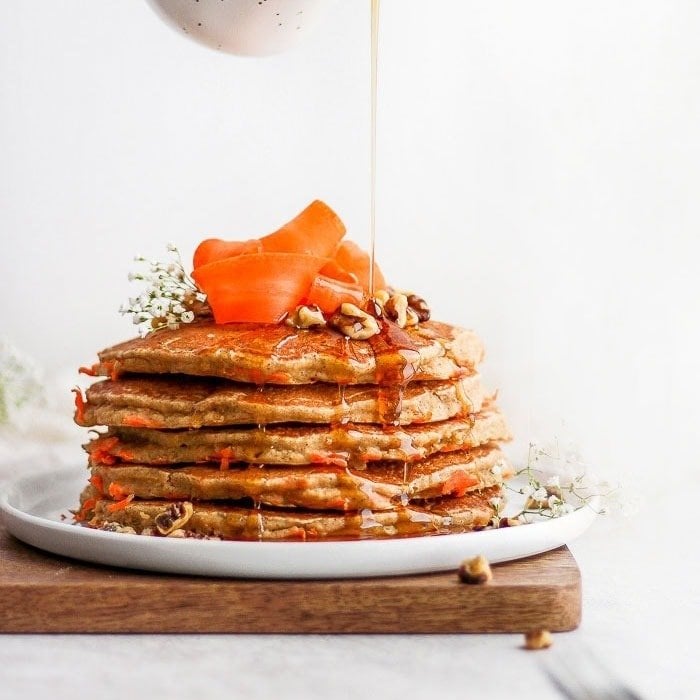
532,487,547,503
547,494,562,510
120,244,210,336
506,437,612,524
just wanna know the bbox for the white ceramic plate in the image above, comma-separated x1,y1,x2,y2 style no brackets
0,468,597,579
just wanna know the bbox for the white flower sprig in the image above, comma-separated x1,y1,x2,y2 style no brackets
509,440,614,523
119,244,208,336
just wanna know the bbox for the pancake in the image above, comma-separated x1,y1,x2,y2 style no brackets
77,374,488,428
88,319,485,385
86,407,511,467
81,486,501,540
88,444,510,511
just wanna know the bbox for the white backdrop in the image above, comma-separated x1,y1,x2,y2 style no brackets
1,0,699,491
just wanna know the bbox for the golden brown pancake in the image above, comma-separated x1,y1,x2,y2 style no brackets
88,319,485,385
88,444,510,511
77,374,488,428
81,486,501,540
86,408,511,467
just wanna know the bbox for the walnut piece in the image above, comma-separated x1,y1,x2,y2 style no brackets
384,293,409,328
329,303,381,340
154,502,194,535
524,630,553,650
458,554,493,584
407,294,431,322
285,304,326,329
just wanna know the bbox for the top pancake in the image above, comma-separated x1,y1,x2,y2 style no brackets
90,319,485,385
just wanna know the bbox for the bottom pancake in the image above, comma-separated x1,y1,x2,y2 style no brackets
88,445,511,511
78,486,501,541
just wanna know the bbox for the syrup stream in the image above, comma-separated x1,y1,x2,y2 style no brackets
369,0,380,295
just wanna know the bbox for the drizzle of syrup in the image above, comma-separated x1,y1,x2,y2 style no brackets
337,384,350,425
369,320,421,426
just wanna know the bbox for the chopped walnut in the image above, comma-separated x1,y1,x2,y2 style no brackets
498,517,522,528
329,303,380,340
154,502,194,535
384,293,409,328
285,304,326,329
374,289,390,306
524,630,553,650
406,294,430,322
405,307,420,327
458,554,493,584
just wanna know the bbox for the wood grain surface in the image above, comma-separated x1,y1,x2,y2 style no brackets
0,526,581,634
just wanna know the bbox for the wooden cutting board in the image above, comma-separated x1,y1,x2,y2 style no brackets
0,525,581,633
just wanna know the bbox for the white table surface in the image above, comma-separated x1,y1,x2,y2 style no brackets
0,443,697,700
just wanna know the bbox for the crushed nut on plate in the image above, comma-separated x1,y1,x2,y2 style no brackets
524,630,553,650
458,554,493,584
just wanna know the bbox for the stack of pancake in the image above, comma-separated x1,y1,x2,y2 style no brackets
74,318,512,540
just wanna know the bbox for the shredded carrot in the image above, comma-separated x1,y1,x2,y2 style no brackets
107,494,134,512
89,474,104,493
102,361,122,382
441,470,479,497
108,482,129,501
71,387,87,424
87,436,120,465
78,365,97,377
74,498,97,522
287,526,308,541
308,451,348,467
122,415,164,428
215,447,234,471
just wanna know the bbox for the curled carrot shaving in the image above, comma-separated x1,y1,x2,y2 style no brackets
441,470,479,497
71,387,87,424
305,274,364,314
107,494,134,512
78,365,97,377
193,238,262,269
